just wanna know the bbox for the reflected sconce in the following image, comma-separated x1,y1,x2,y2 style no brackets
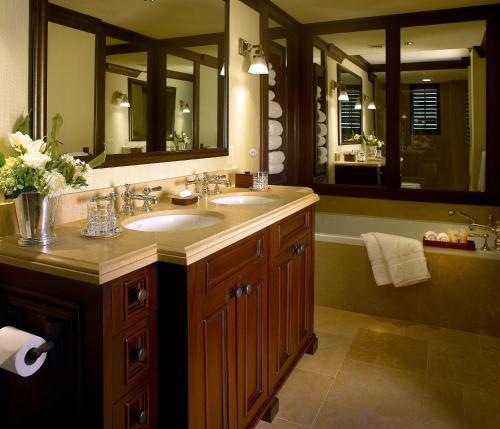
180,100,191,114
367,100,377,110
239,38,269,75
354,99,362,110
220,64,225,76
114,91,130,108
330,81,349,101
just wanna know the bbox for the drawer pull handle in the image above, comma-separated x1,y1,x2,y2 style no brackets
293,244,305,256
231,287,243,299
135,347,148,363
134,410,148,425
134,287,147,305
242,284,253,296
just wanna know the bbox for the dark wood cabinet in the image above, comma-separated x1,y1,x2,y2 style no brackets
0,204,316,429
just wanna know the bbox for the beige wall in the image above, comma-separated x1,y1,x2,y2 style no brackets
199,65,218,148
0,0,29,156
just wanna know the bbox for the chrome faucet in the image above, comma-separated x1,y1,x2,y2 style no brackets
121,184,162,216
448,209,500,251
186,172,230,196
185,174,202,194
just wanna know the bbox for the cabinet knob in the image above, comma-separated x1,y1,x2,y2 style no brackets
135,287,147,305
231,287,243,299
242,284,253,295
134,410,148,425
293,244,305,256
135,347,148,363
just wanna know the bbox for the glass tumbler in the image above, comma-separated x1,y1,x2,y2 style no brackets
253,171,269,190
86,201,113,236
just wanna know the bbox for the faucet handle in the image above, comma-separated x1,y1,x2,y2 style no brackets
143,185,162,196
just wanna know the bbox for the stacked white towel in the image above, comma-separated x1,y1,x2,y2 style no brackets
269,120,283,136
269,101,283,119
268,64,284,175
269,135,282,150
317,111,326,123
317,136,326,147
361,233,431,288
269,90,276,101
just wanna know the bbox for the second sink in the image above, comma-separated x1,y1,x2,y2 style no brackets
123,211,224,232
209,194,278,205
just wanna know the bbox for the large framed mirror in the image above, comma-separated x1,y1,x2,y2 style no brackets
33,0,229,167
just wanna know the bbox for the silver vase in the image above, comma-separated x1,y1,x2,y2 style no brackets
14,192,59,246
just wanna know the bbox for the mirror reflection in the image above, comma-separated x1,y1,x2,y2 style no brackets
399,21,486,192
314,29,386,186
46,0,227,162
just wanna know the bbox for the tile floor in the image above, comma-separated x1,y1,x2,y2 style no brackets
256,306,500,429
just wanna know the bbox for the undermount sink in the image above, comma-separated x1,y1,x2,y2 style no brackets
209,194,278,205
123,211,224,232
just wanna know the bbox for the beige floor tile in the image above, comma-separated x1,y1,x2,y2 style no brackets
346,328,429,375
463,387,500,429
405,323,480,346
255,417,306,428
358,314,409,336
312,402,368,429
297,331,352,377
327,360,426,424
276,369,333,428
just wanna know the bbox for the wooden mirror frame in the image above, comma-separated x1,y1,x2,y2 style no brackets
29,0,229,168
297,4,500,205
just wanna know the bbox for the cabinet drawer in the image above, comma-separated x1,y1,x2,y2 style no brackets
270,208,312,255
113,377,157,429
112,266,157,335
112,317,157,401
204,231,267,292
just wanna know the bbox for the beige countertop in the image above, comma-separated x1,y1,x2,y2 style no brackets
0,186,318,285
334,159,386,167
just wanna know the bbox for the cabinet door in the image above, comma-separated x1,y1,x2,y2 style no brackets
236,264,268,429
269,233,312,391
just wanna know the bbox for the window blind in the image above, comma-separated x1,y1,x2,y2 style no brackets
410,85,440,134
340,88,362,134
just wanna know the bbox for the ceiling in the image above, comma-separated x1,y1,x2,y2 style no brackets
271,0,499,24
50,0,225,39
320,21,485,64
375,69,470,84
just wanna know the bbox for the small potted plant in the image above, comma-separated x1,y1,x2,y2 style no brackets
173,131,191,151
0,114,105,246
362,133,385,158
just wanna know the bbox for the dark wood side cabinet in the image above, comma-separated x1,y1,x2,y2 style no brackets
0,205,316,428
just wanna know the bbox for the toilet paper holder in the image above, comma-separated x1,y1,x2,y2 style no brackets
24,340,55,366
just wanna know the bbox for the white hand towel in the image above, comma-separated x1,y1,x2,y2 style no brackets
269,101,283,119
317,123,327,137
317,102,321,110
269,162,284,175
317,155,327,165
269,69,276,80
361,233,392,286
317,111,326,123
269,90,276,101
269,135,282,150
362,233,431,288
269,78,276,87
317,146,327,158
269,120,283,136
269,151,285,164
317,136,326,147
316,86,322,99
269,62,273,70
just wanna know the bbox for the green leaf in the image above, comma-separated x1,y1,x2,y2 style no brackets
50,113,63,142
12,114,31,135
88,151,106,168
0,153,5,168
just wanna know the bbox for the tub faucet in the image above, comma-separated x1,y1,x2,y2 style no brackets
448,210,476,224
449,209,500,252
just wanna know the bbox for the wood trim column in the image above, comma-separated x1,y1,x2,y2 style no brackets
94,25,106,155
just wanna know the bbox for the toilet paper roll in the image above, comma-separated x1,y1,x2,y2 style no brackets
317,136,326,147
269,162,285,175
269,151,286,164
317,110,326,123
269,90,275,101
269,101,283,119
317,123,327,137
269,135,283,150
0,326,47,377
317,146,327,157
269,120,284,136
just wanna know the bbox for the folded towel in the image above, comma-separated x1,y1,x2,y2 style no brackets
269,78,276,87
269,69,276,80
317,136,326,147
362,233,431,288
317,155,327,165
269,101,283,119
269,120,283,136
317,146,327,157
269,62,273,70
269,90,275,101
269,151,285,164
317,111,326,123
316,86,322,99
269,162,284,175
317,123,327,137
269,135,282,150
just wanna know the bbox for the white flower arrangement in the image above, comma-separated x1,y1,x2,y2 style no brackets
363,133,385,148
0,114,105,199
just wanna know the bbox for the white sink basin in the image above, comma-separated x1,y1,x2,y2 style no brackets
124,211,224,232
210,194,278,205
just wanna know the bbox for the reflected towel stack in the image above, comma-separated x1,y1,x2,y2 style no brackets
268,62,285,175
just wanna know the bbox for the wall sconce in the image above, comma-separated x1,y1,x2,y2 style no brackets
330,81,349,101
368,100,377,110
219,64,225,76
239,38,269,75
355,94,372,110
114,91,130,108
180,100,191,114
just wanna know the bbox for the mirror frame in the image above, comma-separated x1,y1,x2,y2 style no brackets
30,0,229,168
298,4,500,205
337,64,363,145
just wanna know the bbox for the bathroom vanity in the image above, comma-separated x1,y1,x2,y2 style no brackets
0,186,318,429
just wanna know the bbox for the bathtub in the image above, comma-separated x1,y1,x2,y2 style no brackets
314,212,500,337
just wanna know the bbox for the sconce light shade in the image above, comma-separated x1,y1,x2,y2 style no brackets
354,99,362,110
180,100,191,114
220,64,225,76
239,38,269,75
115,92,130,108
368,100,377,110
338,90,349,101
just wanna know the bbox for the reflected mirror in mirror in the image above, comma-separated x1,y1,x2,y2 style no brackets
315,29,386,186
46,0,227,164
400,21,486,192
